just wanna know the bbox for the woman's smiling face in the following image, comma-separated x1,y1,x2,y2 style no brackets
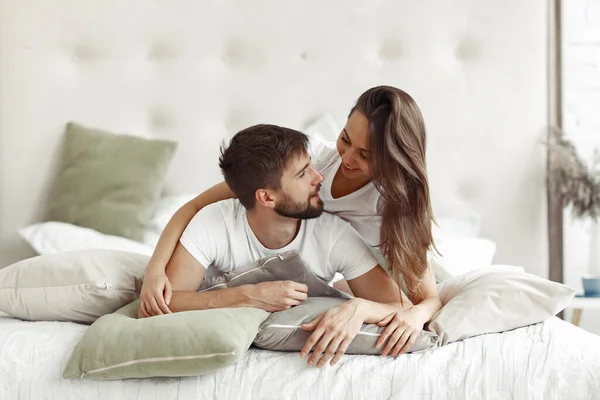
336,110,372,180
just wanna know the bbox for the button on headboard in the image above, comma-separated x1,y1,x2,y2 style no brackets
0,0,549,276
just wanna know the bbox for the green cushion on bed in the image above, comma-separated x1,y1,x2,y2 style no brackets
45,122,177,242
63,300,269,380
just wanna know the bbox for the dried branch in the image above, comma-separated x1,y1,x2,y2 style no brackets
547,127,600,222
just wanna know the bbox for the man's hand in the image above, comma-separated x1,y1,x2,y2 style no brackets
299,298,365,367
247,281,308,312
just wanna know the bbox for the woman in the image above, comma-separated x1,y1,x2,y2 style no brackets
139,85,442,360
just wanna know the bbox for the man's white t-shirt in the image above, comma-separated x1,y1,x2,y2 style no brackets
179,199,378,282
308,137,382,247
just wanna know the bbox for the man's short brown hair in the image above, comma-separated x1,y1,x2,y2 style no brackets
219,124,309,209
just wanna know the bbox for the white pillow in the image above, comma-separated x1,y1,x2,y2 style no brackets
18,194,197,256
427,265,576,345
429,210,495,281
433,211,482,238
430,236,496,280
19,222,154,256
0,249,148,324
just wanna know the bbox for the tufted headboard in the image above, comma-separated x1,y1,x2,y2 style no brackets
0,1,550,276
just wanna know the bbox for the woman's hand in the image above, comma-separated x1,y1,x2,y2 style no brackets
138,270,173,318
300,298,365,367
376,309,425,357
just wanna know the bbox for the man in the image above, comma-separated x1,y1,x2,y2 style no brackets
162,124,408,367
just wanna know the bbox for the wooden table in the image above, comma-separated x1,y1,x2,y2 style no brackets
566,296,600,326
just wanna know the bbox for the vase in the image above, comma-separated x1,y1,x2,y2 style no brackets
584,219,600,296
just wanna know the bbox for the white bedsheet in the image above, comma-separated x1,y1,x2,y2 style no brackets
0,316,599,400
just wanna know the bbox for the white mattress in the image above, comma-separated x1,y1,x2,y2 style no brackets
0,316,599,400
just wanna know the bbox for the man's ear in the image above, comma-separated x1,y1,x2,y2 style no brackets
255,188,277,209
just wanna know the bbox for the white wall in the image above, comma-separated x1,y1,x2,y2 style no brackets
562,0,600,335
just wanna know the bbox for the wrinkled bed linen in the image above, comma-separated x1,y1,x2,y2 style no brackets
0,316,599,399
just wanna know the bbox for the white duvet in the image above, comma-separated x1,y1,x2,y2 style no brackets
0,315,599,400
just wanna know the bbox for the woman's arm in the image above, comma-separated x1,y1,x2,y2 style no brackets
374,265,442,357
405,265,443,325
146,181,235,273
138,181,235,317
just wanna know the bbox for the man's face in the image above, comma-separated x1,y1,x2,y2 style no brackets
274,151,325,219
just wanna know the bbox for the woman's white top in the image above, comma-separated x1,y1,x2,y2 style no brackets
308,137,382,247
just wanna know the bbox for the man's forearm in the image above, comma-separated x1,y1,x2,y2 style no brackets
353,283,415,324
355,295,442,326
354,298,412,324
168,285,256,312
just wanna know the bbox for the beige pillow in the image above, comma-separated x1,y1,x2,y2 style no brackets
63,300,269,380
255,297,439,354
0,250,147,324
427,265,577,345
199,250,349,299
201,250,439,354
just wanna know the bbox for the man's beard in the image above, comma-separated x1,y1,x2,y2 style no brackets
274,189,324,220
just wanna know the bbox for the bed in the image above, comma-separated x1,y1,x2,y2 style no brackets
1,1,598,399
1,314,599,399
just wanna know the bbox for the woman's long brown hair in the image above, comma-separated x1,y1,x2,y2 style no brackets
351,86,436,302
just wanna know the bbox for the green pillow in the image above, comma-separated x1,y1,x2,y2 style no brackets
45,122,178,241
63,300,269,380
